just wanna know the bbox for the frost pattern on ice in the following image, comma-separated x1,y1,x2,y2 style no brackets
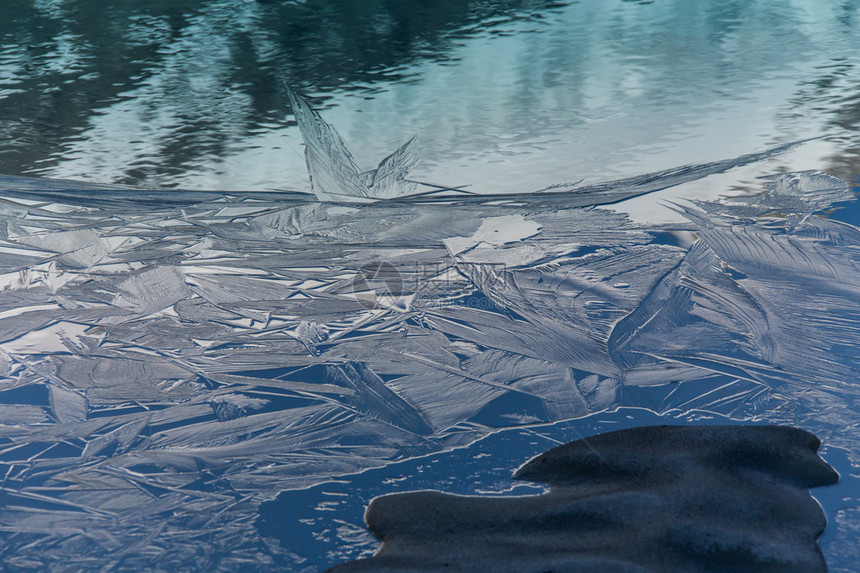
0,142,856,567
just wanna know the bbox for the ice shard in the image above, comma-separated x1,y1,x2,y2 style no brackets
288,89,420,201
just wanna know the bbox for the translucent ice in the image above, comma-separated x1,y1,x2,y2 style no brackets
0,109,855,570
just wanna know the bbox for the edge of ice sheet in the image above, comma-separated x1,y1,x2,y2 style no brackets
287,88,818,206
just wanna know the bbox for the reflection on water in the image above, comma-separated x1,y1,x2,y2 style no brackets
0,0,560,189
1,0,859,198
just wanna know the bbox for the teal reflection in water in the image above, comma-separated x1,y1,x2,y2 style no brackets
0,0,858,199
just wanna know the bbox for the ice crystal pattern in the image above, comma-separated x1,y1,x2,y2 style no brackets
0,97,856,570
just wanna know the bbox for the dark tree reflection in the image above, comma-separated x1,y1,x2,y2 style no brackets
0,0,563,183
0,0,857,190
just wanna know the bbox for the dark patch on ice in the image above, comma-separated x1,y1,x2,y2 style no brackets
0,384,49,406
329,425,837,572
468,391,550,427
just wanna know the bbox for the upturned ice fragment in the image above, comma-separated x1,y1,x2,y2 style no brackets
288,89,420,201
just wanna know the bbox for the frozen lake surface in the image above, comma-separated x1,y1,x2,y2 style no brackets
1,1,859,571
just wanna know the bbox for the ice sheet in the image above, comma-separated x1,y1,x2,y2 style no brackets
0,101,856,570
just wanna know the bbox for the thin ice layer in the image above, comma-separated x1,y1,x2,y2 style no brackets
0,115,857,570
